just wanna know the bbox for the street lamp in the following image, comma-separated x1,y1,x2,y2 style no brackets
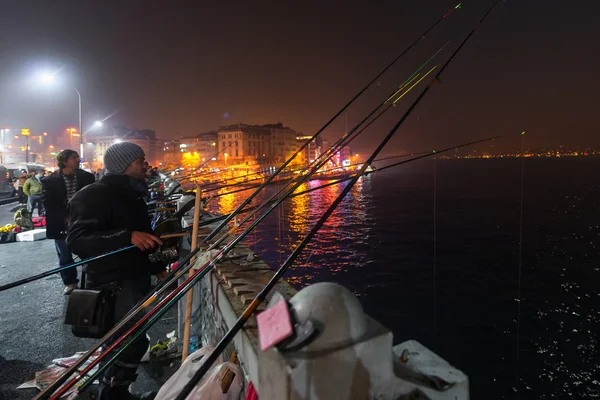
37,71,84,161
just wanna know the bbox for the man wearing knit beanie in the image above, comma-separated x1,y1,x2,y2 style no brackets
66,141,167,400
103,141,147,176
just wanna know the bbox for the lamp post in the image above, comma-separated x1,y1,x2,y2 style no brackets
38,72,84,161
74,87,83,159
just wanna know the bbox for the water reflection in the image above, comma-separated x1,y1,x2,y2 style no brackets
205,177,373,289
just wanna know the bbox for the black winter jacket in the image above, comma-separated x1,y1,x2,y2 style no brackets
66,174,165,287
41,169,95,239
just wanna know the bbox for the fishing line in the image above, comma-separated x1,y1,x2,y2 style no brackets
433,153,438,347
516,130,526,396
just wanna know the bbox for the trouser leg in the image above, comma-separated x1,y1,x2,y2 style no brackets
26,195,33,213
55,239,78,285
34,195,45,215
97,278,151,400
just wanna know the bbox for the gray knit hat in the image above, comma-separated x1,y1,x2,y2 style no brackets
103,142,145,174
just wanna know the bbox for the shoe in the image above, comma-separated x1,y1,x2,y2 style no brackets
132,391,157,400
64,283,78,295
99,386,157,400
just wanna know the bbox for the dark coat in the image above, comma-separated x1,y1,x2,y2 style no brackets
41,169,95,239
66,174,165,288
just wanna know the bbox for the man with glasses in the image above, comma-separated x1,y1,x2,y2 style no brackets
42,150,95,294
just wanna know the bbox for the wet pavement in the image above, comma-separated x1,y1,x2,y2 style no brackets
0,203,179,399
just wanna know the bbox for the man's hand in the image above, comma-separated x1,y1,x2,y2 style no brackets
131,231,162,251
155,270,169,282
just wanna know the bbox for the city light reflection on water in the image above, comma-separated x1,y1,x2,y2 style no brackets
206,176,373,288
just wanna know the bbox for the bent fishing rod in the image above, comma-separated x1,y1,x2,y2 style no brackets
202,3,463,244
52,131,507,399
174,1,503,396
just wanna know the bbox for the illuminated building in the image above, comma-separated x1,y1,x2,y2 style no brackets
90,127,158,167
216,123,303,166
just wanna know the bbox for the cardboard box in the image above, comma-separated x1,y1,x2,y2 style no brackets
16,229,47,242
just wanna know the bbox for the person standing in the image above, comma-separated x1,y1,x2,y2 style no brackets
23,170,45,216
16,170,28,205
67,142,167,400
42,150,95,294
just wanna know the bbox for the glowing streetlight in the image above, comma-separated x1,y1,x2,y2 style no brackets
39,71,56,85
94,120,103,128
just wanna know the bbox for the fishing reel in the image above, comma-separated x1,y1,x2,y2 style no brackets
151,216,184,267
149,247,179,264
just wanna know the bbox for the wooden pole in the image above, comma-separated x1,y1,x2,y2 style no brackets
181,186,202,361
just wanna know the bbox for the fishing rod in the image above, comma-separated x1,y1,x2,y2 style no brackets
174,2,502,396
0,214,222,293
45,6,464,395
55,130,508,399
0,246,136,293
202,3,463,244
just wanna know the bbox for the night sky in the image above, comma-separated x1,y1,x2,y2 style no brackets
1,0,599,154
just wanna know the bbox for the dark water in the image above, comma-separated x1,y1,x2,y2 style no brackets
207,158,600,399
